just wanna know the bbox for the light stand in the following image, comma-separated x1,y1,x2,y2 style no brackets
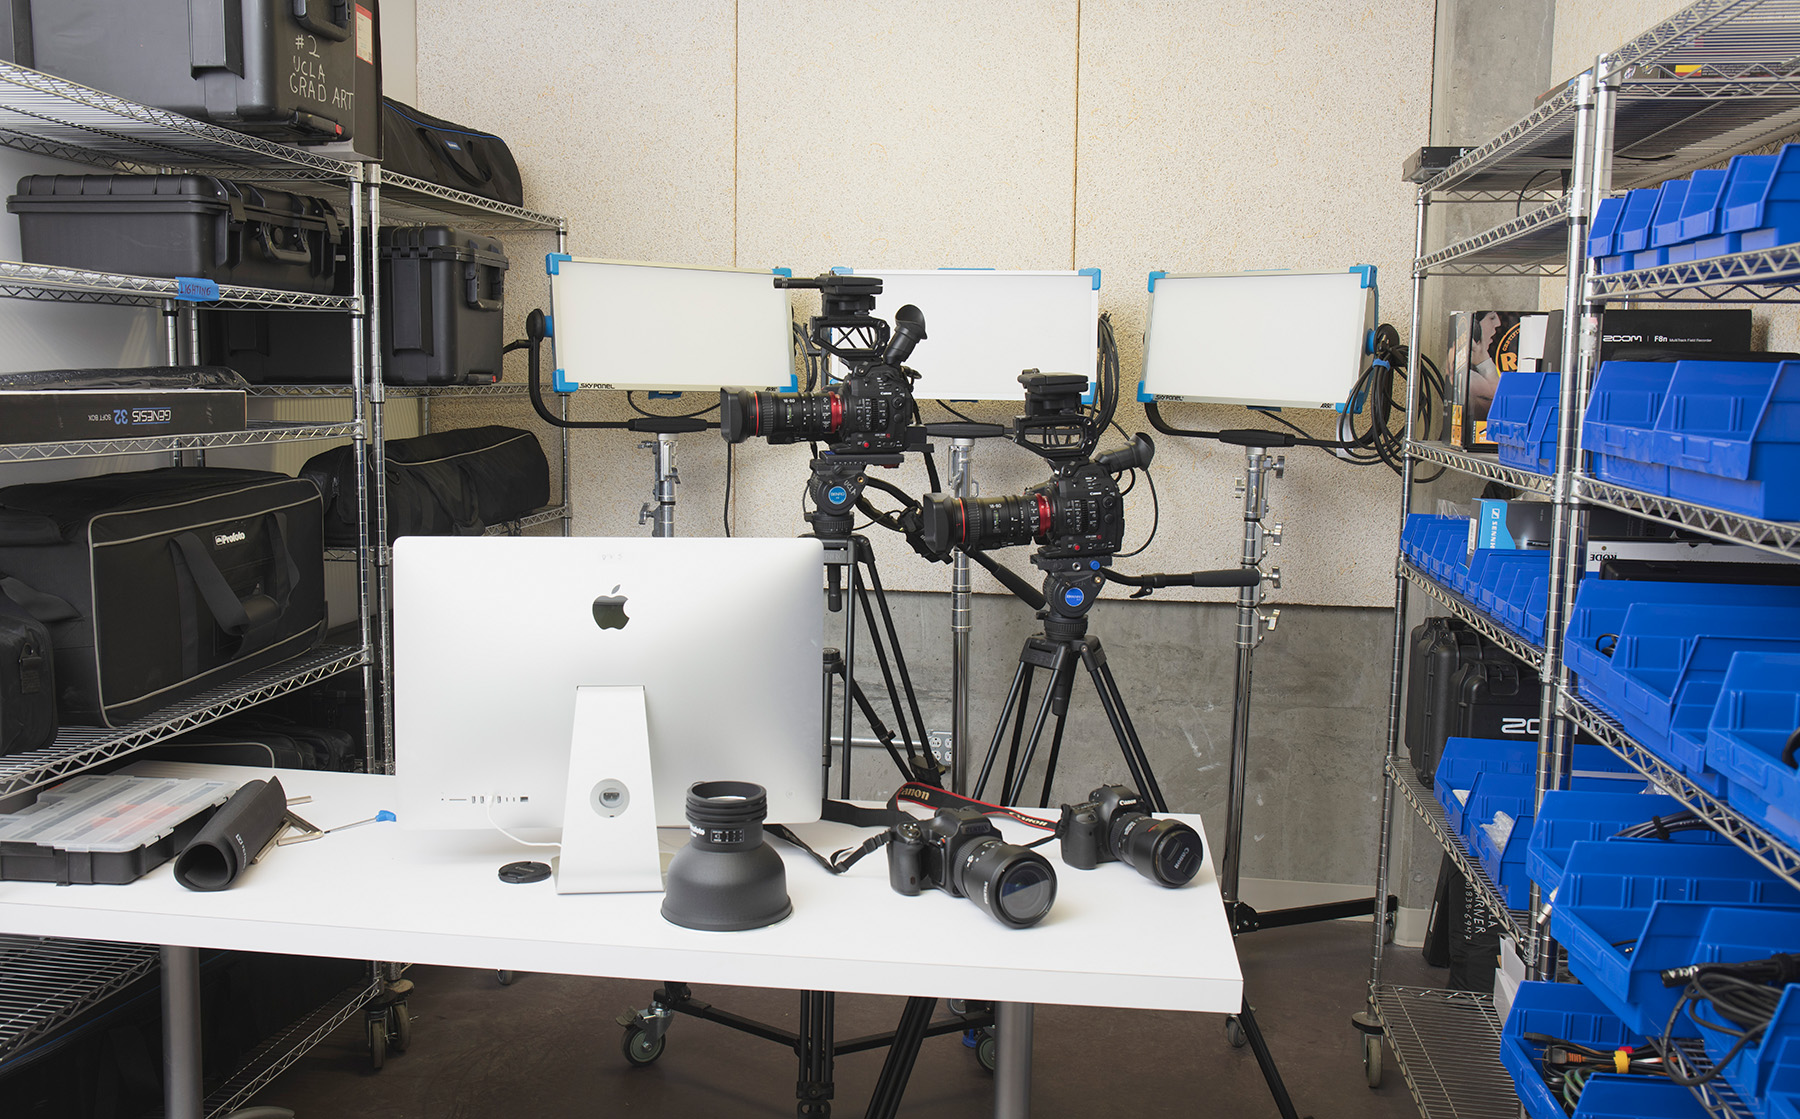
948,435,975,793
638,430,679,536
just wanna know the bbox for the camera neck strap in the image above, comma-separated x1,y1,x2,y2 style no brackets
768,785,1058,877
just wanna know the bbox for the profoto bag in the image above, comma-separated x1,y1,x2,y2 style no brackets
0,468,326,728
300,426,549,546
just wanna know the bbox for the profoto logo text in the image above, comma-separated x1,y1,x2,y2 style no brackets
214,530,247,547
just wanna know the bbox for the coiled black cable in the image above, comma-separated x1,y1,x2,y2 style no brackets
1660,953,1800,1087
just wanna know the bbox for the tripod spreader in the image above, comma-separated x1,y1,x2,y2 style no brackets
1100,566,1262,599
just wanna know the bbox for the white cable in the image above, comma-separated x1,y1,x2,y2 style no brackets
484,797,560,849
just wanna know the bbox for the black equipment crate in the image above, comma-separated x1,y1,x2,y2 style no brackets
202,225,508,385
14,0,362,144
301,426,549,545
1405,617,1493,781
8,175,343,293
0,468,327,728
1449,656,1542,745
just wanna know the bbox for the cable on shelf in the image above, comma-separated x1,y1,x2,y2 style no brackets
1658,953,1800,1088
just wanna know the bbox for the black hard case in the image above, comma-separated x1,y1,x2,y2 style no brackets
0,585,54,757
200,225,508,385
300,426,549,546
1405,617,1492,781
0,468,327,727
1449,657,1543,745
8,174,343,293
381,98,524,207
17,0,360,143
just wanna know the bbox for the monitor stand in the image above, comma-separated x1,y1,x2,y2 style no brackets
555,685,664,894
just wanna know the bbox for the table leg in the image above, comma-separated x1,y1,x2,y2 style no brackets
161,945,204,1119
993,1001,1033,1119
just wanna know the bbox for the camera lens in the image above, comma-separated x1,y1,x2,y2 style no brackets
1111,814,1204,888
920,493,1049,555
718,389,839,444
957,838,1057,928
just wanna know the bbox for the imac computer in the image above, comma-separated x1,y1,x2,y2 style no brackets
393,536,825,892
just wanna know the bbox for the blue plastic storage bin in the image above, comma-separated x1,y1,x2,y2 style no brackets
1401,514,1460,564
1654,359,1800,520
1501,980,1653,1119
1625,179,1694,269
1464,772,1535,907
1707,651,1800,848
1615,187,1664,256
1553,840,1800,1036
1469,551,1550,625
1521,573,1550,644
1726,143,1800,252
1489,369,1559,475
1526,789,1718,896
1564,579,1800,695
1589,194,1627,260
1434,737,1534,831
1677,167,1733,243
1583,360,1678,496
1697,153,1780,259
1680,909,1800,1104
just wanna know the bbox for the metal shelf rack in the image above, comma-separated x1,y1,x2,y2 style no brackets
1560,691,1800,891
0,937,160,1069
1409,441,1555,495
194,976,384,1118
1388,760,1531,944
1577,475,1800,559
1399,560,1546,672
1367,4,1800,1114
0,420,362,463
0,646,366,801
0,59,387,1119
1373,986,1519,1119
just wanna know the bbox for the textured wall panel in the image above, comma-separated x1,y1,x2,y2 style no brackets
1074,0,1433,607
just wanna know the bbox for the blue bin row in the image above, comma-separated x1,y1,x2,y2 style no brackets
1400,514,1548,646
1582,357,1800,520
1432,736,1644,909
1708,651,1800,854
1589,145,1800,274
1564,577,1800,803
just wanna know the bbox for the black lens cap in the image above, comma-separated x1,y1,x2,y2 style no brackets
498,860,552,885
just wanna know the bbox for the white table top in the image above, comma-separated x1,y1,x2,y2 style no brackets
0,763,1242,1014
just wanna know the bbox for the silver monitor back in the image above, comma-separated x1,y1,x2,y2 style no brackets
394,536,825,830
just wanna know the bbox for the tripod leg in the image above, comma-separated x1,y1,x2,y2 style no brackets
1034,709,1071,809
1004,643,1071,806
976,655,1035,801
847,678,916,783
1236,998,1302,1119
862,996,936,1119
797,990,835,1118
1084,644,1168,813
860,551,935,776
853,575,920,766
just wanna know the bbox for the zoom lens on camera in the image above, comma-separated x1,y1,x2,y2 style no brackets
1058,785,1203,888
886,807,1057,928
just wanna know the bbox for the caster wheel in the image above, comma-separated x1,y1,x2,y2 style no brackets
368,1019,388,1072
1225,1016,1247,1049
496,970,514,986
975,1032,997,1073
388,1003,411,1053
1363,1033,1382,1088
622,1024,665,1066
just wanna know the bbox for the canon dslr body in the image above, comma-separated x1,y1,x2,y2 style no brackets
887,807,1057,928
1059,784,1203,887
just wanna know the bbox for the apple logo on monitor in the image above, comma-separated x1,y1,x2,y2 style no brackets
592,586,630,630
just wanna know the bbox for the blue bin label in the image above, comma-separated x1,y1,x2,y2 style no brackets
175,277,221,302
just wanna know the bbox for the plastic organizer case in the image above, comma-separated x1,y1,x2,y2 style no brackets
1553,840,1800,1037
0,773,232,884
1655,359,1800,521
1526,789,1721,898
1706,651,1800,850
1501,980,1709,1119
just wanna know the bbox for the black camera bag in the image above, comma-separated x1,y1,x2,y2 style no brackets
381,99,524,207
0,468,326,728
300,426,550,546
0,583,55,756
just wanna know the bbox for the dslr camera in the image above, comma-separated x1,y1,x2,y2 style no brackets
1059,785,1204,887
887,807,1057,928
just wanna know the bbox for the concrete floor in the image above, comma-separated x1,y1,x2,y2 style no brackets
250,918,1443,1118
